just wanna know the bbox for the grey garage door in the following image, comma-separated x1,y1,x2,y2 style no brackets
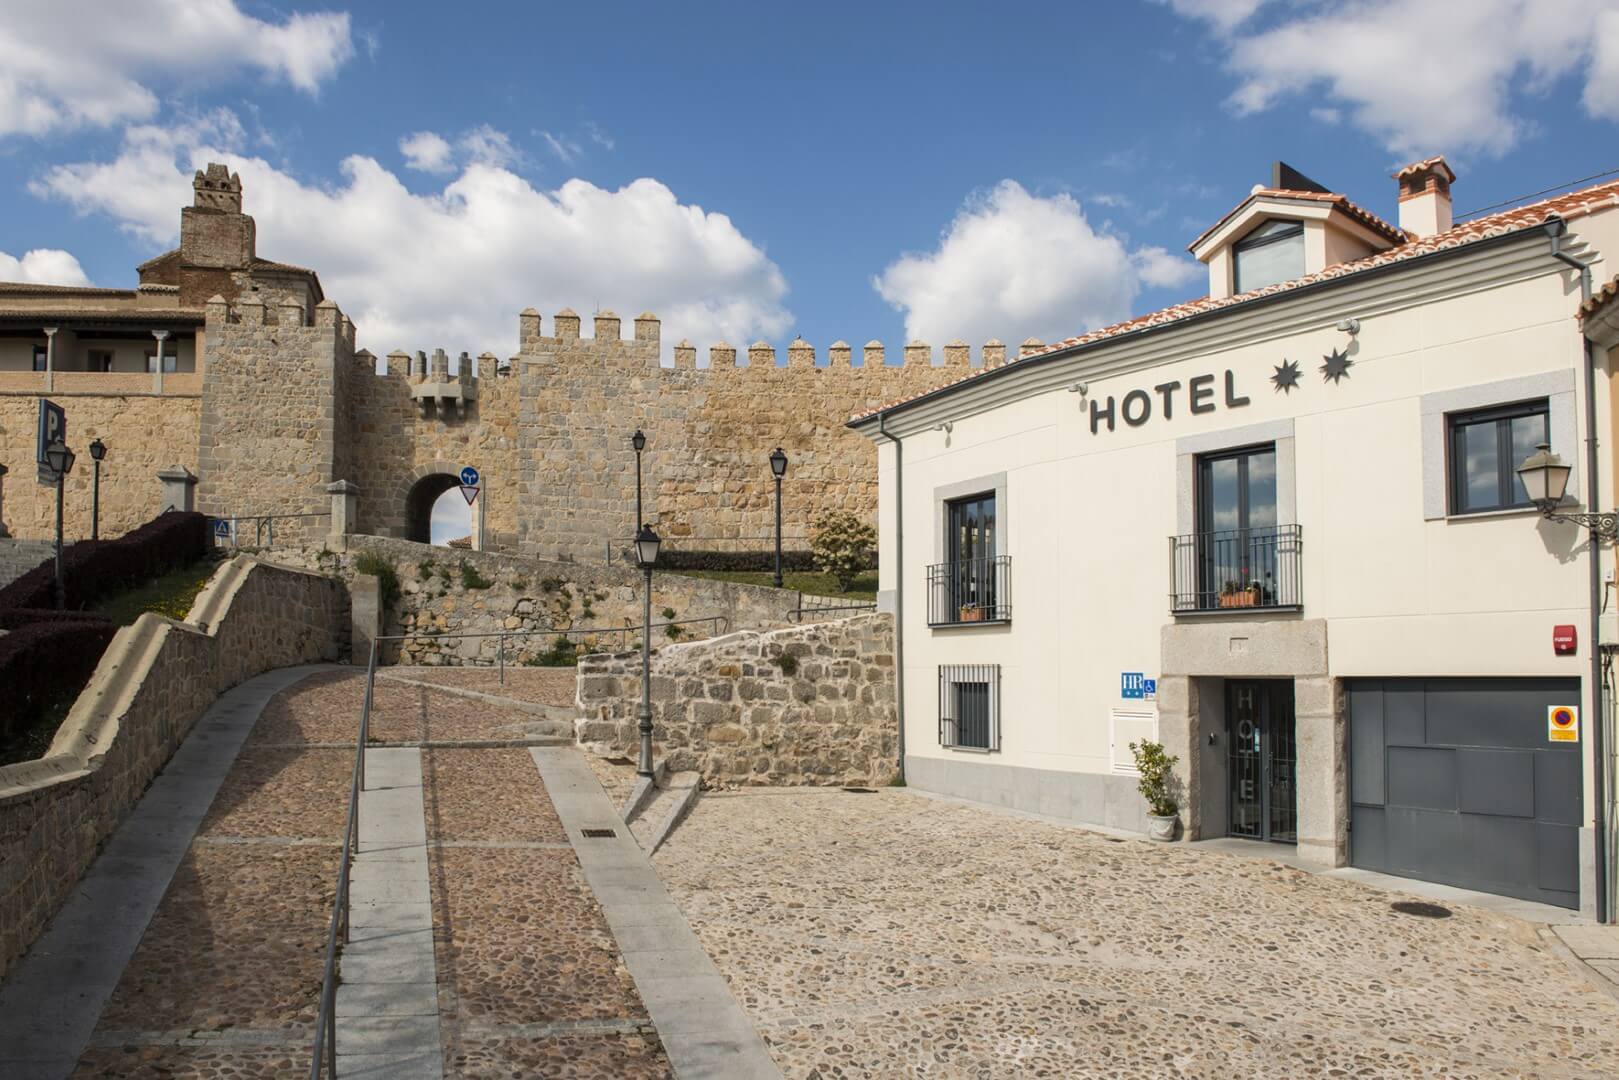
1348,678,1583,910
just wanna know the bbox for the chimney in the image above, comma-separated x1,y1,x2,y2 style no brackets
1394,156,1455,239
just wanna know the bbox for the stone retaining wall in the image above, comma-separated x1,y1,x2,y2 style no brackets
0,539,53,589
277,534,804,666
576,613,896,786
0,555,344,979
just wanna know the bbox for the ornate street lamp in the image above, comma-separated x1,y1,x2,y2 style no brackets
634,523,662,778
769,447,788,588
1517,443,1616,539
45,440,75,609
631,429,647,535
88,438,107,541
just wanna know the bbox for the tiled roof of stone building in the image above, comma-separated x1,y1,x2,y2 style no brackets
850,176,1619,423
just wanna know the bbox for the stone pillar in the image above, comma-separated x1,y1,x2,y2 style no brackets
158,465,198,513
326,480,359,547
1294,676,1347,867
43,327,57,392
350,572,381,666
151,329,170,394
1154,675,1202,839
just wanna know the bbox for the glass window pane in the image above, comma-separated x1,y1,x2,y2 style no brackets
1234,232,1304,292
1508,413,1548,506
1457,421,1500,512
1246,450,1277,528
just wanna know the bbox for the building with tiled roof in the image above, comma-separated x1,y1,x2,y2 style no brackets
851,155,1619,922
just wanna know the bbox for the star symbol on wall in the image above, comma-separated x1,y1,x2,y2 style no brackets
1321,347,1353,384
1271,359,1301,394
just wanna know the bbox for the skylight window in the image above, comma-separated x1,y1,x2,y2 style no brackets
1233,218,1304,293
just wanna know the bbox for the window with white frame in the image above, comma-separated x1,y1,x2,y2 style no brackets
939,664,1000,751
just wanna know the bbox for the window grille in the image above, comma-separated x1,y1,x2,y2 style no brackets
939,664,1000,751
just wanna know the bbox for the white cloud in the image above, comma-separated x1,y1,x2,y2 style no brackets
0,248,91,285
429,491,471,546
539,131,581,164
1170,0,1619,158
874,181,1197,348
399,131,453,173
34,114,793,360
1152,0,1269,33
458,125,520,170
0,0,354,137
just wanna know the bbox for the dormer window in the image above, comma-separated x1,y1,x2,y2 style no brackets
1233,219,1304,294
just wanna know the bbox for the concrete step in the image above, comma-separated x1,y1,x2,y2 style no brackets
627,772,701,856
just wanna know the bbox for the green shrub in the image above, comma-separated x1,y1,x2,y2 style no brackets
1129,740,1180,817
660,606,676,620
810,511,877,592
459,559,493,590
530,635,580,666
771,653,798,676
417,560,436,580
540,577,564,593
354,551,401,609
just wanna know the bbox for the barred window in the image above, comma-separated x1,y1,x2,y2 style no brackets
939,664,1000,751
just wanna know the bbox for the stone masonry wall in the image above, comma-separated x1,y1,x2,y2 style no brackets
0,390,201,542
277,534,803,666
576,613,897,786
196,294,355,546
343,310,1019,561
0,555,344,979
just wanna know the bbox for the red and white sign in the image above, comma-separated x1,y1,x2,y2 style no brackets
1553,624,1578,656
460,484,479,505
1549,705,1580,743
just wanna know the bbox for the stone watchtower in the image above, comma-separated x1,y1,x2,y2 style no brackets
181,165,255,269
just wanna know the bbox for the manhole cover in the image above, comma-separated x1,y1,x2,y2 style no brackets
1390,900,1452,918
842,787,877,794
581,828,617,839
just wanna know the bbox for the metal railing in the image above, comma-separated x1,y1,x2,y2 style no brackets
789,591,878,623
309,637,376,1079
1169,524,1303,613
925,555,1012,626
939,663,1001,751
389,617,732,682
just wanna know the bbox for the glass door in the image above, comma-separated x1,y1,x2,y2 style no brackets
946,493,996,619
1226,680,1297,844
1197,445,1277,608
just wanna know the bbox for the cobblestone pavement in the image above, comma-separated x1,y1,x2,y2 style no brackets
380,665,579,708
73,667,671,1079
655,788,1619,1079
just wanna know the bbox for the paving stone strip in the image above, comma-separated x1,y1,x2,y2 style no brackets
335,746,444,1079
0,664,333,1080
529,747,783,1079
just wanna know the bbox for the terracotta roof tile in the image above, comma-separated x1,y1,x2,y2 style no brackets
1580,273,1619,323
851,177,1619,423
1393,155,1456,183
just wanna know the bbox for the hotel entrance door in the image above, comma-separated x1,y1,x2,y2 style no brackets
1227,680,1297,843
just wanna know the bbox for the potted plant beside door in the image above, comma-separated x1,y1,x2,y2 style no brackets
1129,740,1181,841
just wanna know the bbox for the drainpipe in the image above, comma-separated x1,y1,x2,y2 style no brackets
1547,216,1609,924
878,411,906,782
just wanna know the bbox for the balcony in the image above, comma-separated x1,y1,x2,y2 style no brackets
1169,525,1302,615
927,555,1011,627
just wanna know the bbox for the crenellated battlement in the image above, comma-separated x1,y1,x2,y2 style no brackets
204,293,353,335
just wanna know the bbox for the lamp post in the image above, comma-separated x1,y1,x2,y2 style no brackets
45,440,75,609
88,438,106,541
1517,443,1617,538
634,524,662,778
631,429,647,534
769,447,788,588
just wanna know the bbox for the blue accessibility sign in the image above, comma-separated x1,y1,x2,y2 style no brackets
459,465,480,487
1121,672,1157,700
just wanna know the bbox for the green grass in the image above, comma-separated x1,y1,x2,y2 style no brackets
0,692,76,767
666,569,877,601
91,558,222,626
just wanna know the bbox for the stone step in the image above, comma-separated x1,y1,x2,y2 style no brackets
627,772,701,855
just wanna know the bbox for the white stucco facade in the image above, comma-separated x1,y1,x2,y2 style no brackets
858,179,1619,918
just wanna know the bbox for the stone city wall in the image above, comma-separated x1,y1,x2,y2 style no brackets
576,613,897,786
0,555,344,979
196,294,356,547
0,390,201,543
276,534,803,666
342,310,1026,559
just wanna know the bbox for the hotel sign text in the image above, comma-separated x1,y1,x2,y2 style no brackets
1089,371,1250,434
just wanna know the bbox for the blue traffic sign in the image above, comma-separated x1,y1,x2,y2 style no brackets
459,465,480,487
36,398,65,464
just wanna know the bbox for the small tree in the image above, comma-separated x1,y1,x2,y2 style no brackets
1129,740,1179,817
810,511,876,592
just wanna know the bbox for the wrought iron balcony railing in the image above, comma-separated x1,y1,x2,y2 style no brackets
1169,524,1302,614
927,554,1011,626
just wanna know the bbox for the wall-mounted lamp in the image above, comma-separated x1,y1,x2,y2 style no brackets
1067,381,1088,396
933,421,953,435
1335,318,1361,336
1518,442,1617,539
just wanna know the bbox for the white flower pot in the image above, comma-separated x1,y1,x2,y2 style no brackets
1147,813,1179,842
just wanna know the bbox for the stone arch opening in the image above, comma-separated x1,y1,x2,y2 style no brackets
405,471,464,544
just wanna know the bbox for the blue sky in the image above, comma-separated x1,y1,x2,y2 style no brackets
5,0,1619,364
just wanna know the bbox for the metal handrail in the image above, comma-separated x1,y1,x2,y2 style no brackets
210,511,331,549
789,592,877,623
309,636,377,1078
383,616,731,683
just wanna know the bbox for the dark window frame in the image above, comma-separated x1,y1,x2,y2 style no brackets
1446,398,1549,515
939,664,1001,752
31,344,47,372
1233,218,1304,294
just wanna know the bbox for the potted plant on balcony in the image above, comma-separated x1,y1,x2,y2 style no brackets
1129,739,1180,841
958,603,985,622
1218,580,1255,608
